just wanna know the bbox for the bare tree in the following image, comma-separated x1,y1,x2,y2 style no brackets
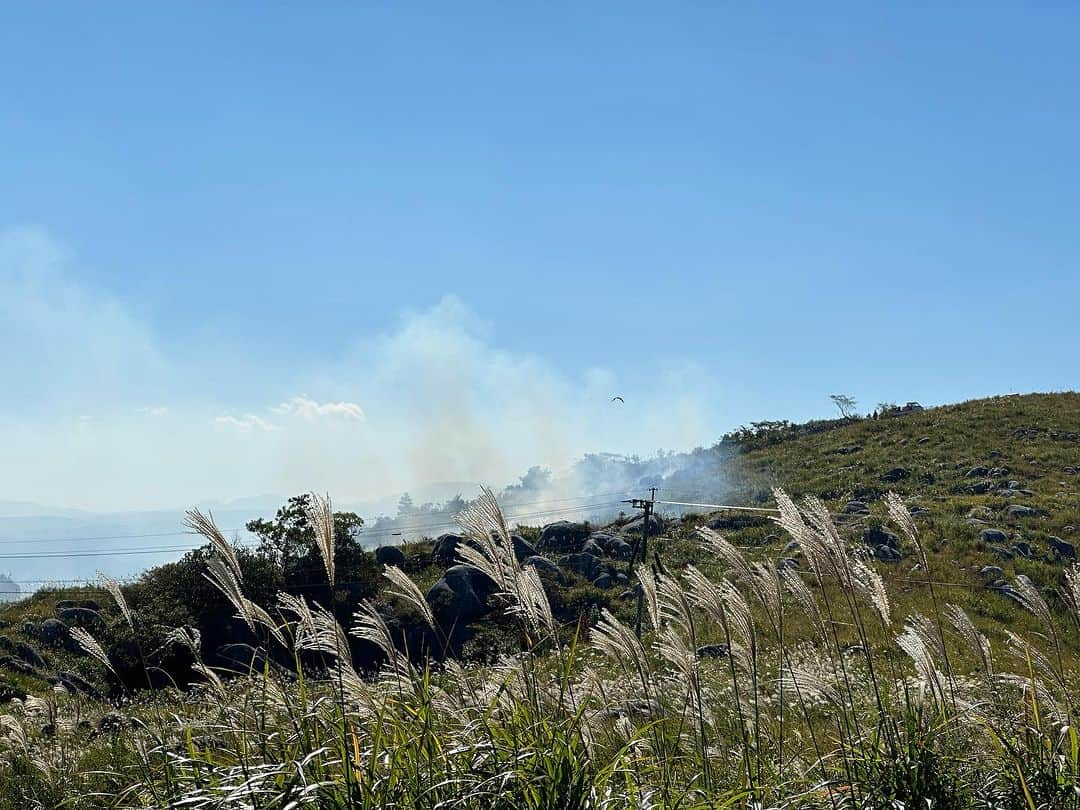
830,393,858,419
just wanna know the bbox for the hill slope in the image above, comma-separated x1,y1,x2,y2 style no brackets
0,391,1079,806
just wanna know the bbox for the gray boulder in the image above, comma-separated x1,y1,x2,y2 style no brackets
14,642,45,670
510,534,537,562
522,555,561,579
979,529,1008,545
622,514,664,537
58,607,104,630
374,545,406,568
586,532,617,552
52,672,102,700
97,713,129,734
0,655,36,676
875,545,902,563
0,686,26,704
979,565,1005,581
432,533,467,567
863,526,900,551
1049,536,1077,561
965,466,990,478
538,521,590,554
697,643,730,659
559,552,604,582
880,467,911,483
591,573,613,589
990,580,1020,601
39,618,69,645
988,545,1014,561
1006,505,1039,518
425,565,496,627
606,538,633,560
580,538,605,558
843,500,870,514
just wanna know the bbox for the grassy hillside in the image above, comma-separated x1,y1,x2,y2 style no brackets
0,392,1078,808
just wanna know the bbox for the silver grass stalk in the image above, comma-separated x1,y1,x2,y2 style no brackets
456,487,555,638
657,571,696,641
718,579,756,653
0,715,27,750
1011,574,1053,628
908,611,945,663
68,627,116,675
897,622,945,708
849,557,891,626
382,565,436,630
772,489,838,580
456,487,515,582
637,567,662,633
748,561,782,626
945,604,993,676
778,667,842,707
305,491,336,587
185,507,243,582
1063,564,1080,631
204,556,251,629
156,625,202,659
191,660,226,698
885,491,926,567
695,526,751,581
351,599,399,663
800,495,850,572
996,672,1069,727
513,565,556,637
23,696,50,718
780,566,827,641
591,609,653,695
97,571,134,631
204,557,285,647
683,564,727,627
279,592,351,658
884,490,918,539
1004,630,1059,685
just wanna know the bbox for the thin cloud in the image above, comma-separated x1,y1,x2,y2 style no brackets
273,395,365,422
213,414,279,433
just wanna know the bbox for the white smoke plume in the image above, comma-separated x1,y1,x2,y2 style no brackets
0,226,723,515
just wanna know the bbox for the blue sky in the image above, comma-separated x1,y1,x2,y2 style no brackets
2,3,1078,511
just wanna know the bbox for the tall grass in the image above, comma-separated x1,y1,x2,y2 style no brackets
0,488,1078,808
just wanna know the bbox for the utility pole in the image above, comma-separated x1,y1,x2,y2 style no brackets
623,487,657,638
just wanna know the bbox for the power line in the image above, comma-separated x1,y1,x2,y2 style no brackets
0,529,245,546
0,490,640,546
0,498,636,561
656,500,779,513
356,499,633,539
